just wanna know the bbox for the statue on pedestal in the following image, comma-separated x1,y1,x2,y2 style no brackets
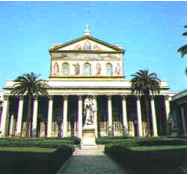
84,96,97,127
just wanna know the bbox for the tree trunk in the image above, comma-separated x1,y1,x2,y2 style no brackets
26,95,32,137
145,96,151,137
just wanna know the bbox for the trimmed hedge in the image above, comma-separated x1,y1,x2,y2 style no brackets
135,137,186,146
0,144,74,173
0,137,80,148
105,142,187,173
49,145,74,173
96,136,186,146
96,136,135,145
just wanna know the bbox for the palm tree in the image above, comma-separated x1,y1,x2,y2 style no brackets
131,70,160,136
177,25,187,57
11,72,48,137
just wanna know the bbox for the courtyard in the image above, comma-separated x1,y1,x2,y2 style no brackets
0,1,186,174
0,136,186,174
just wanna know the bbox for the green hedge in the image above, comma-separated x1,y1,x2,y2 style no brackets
105,143,187,173
135,137,186,146
96,136,186,146
96,136,135,145
0,144,74,173
0,137,80,148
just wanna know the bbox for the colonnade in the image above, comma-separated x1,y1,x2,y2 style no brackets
0,95,171,138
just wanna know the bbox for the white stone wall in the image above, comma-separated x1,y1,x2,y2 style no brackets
50,37,124,78
51,59,123,77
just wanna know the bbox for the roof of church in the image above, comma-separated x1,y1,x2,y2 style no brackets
49,34,125,53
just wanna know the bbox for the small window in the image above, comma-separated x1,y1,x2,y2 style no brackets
106,63,113,76
62,63,69,75
84,63,91,76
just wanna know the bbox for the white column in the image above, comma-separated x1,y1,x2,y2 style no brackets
136,96,143,137
108,96,113,135
0,95,9,137
16,96,24,136
122,95,128,135
164,96,171,134
165,96,171,121
180,106,186,136
63,96,68,137
9,114,14,136
47,96,53,137
78,96,83,138
32,97,38,137
93,96,98,137
150,96,158,136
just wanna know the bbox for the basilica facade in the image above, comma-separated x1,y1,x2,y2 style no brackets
0,29,172,138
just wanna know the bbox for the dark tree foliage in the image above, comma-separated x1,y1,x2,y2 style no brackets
11,72,48,137
131,70,160,136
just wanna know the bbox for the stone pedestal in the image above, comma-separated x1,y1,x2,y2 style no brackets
81,126,96,148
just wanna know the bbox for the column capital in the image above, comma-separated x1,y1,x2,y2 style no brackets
19,96,24,100
63,95,68,100
3,95,9,101
48,95,53,100
164,95,171,101
33,96,39,100
136,95,141,100
122,95,128,100
107,95,112,100
78,95,82,100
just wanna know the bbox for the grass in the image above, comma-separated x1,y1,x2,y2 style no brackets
0,138,75,173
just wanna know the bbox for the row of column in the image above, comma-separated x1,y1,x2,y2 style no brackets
0,95,171,138
111,95,170,137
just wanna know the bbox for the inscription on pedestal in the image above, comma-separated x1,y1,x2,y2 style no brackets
82,127,96,146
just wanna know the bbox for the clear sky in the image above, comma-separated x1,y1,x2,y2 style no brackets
0,1,186,92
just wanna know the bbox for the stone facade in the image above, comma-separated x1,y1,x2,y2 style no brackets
0,30,173,138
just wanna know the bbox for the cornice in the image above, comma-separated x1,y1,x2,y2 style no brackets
49,35,125,53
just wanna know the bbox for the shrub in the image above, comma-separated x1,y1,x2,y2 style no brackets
136,137,186,146
105,143,187,173
96,136,135,145
0,144,74,174
49,144,74,173
0,137,80,148
97,136,186,146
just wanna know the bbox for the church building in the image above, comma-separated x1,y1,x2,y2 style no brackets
0,27,172,138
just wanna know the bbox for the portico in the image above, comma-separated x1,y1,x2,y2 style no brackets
0,28,171,138
0,85,171,138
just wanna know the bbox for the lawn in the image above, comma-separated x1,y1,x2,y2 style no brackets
102,136,187,174
0,137,76,173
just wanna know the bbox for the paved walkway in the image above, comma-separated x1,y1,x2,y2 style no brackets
58,145,126,174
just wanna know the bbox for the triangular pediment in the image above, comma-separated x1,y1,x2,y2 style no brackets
49,35,124,53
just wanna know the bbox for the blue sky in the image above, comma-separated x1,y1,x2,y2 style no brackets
0,1,186,92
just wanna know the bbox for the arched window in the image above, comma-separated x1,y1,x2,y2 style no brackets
84,63,91,76
53,62,59,75
106,63,113,76
62,63,69,75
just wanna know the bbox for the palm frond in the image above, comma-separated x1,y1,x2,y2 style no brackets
11,72,49,97
131,69,161,97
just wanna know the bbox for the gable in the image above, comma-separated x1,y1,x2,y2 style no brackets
49,35,124,53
